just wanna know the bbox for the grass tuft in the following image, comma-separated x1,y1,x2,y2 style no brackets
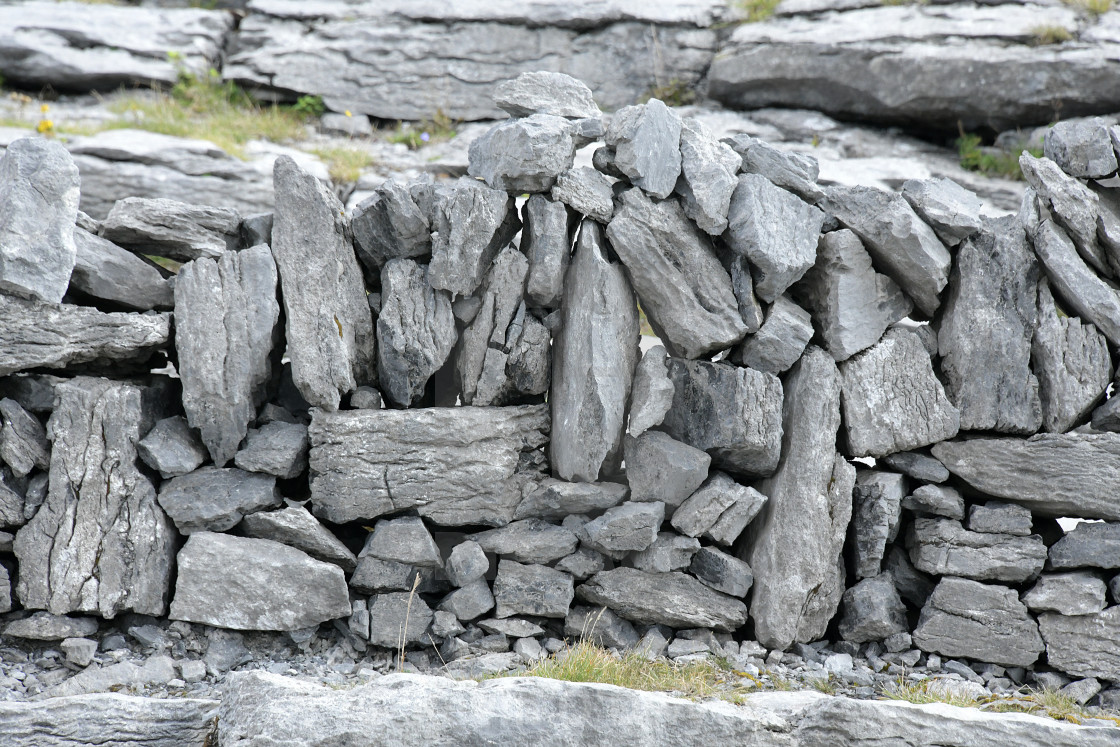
1029,25,1074,44
732,0,782,23
880,677,983,709
642,80,697,107
955,130,1043,180
387,110,457,150
1062,0,1114,15
311,145,375,184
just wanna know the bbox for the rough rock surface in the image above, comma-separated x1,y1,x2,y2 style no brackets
604,100,682,199
70,228,172,311
1021,154,1103,275
521,195,572,308
1048,522,1120,570
368,593,434,647
627,345,674,437
578,568,748,631
671,472,752,539
0,398,49,479
493,71,601,119
468,114,577,194
906,518,1047,583
838,573,907,643
100,197,240,263
727,134,823,204
239,505,357,572
470,520,578,565
1022,572,1108,616
900,177,983,247
1044,118,1119,180
350,180,431,277
513,479,628,521
378,259,456,407
851,471,906,580
157,468,281,535
734,295,813,374
1038,607,1120,682
676,118,741,235
689,547,754,598
233,422,309,480
624,432,710,508
136,417,207,479
428,177,520,298
577,502,664,557
493,560,574,619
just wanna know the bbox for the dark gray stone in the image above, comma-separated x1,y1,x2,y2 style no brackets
851,471,906,580
631,532,701,574
577,502,664,557
137,417,207,479
470,519,578,565
689,547,753,598
233,422,309,480
555,547,607,581
838,573,908,643
886,545,935,608
513,478,628,521
733,295,813,374
468,114,577,194
368,592,434,647
493,71,600,119
100,196,240,262
604,100,681,199
239,505,357,572
360,516,443,569
70,228,173,311
350,180,431,278
676,118,741,235
967,503,1033,537
880,451,949,484
438,579,495,622
157,467,281,535
1038,607,1120,682
578,568,748,632
727,134,823,204
1049,522,1120,570
1023,572,1108,616
718,247,766,335
900,178,984,247
1045,118,1119,180
0,468,23,528
907,518,1047,583
493,560,574,619
446,541,489,588
349,558,431,595
240,212,273,249
0,398,48,478
624,432,711,509
0,373,64,415
521,195,573,308
551,167,612,225
428,177,520,298
564,606,639,649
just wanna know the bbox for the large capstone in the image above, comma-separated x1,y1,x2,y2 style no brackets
100,196,240,262
468,114,577,194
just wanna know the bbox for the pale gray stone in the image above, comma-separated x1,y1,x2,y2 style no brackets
604,100,682,199
577,502,664,557
70,228,173,311
1045,118,1119,180
361,516,443,569
137,417,207,479
704,485,768,547
350,180,431,277
851,471,906,579
676,118,741,235
624,432,710,509
272,155,376,411
726,134,823,204
1023,572,1108,616
320,111,372,137
0,138,79,303
733,295,813,374
368,592,434,647
606,188,746,359
1061,678,1103,706
880,451,949,484
479,617,545,640
1038,607,1120,682
100,197,239,262
1049,522,1120,570
553,547,604,582
1031,219,1120,347
0,398,48,478
438,579,495,622
901,178,984,247
470,520,578,565
967,503,1033,537
578,568,748,631
349,387,382,410
550,221,638,482
3,611,98,641
907,518,1047,583
349,558,431,595
233,422,309,480
1023,154,1106,276
671,472,745,539
428,177,520,297
564,606,639,650
550,167,612,224
157,467,281,535
631,532,701,574
521,195,573,308
838,573,907,643
60,637,97,668
494,71,600,119
239,505,357,572
468,114,576,194
627,345,674,437
690,547,753,598
840,328,960,458
446,541,489,588
493,560,573,619
513,478,628,521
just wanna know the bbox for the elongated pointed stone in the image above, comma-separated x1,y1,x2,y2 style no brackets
577,568,748,632
272,155,375,411
175,244,280,466
101,197,240,262
1021,154,1105,276
428,177,520,298
851,471,906,580
606,189,746,359
1031,218,1120,347
457,247,529,406
604,100,681,199
628,345,674,437
513,479,628,521
470,519,578,565
550,221,638,482
900,178,983,247
70,227,172,311
521,195,573,308
725,134,823,204
0,398,48,478
676,118,741,235
551,167,612,225
239,505,357,572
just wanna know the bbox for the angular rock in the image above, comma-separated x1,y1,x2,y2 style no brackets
1031,219,1120,347
0,294,170,377
550,221,638,482
0,469,24,528
661,359,783,477
157,467,281,535
0,138,79,303
1022,572,1108,616
136,417,207,479
352,180,430,273
555,547,606,581
932,433,1120,521
377,258,457,407
1038,607,1120,682
727,134,823,204
0,398,48,478
880,451,949,484
176,244,281,466
309,405,549,526
733,295,813,374
70,227,173,311
704,485,768,547
851,471,906,579
627,345,674,437
938,216,1041,434
690,547,753,598
469,114,577,194
550,167,612,225
493,560,574,619
1049,522,1120,570
577,502,664,557
604,100,682,199
624,432,710,508
446,541,489,588
239,505,357,572
428,177,520,297
368,592,434,647
100,197,240,262
819,185,951,316
3,611,98,641
676,118,741,235
839,327,960,458
838,573,908,643
513,479,628,521
233,422,309,480
718,248,766,334
521,194,573,308
564,606,639,650
14,377,173,618
630,532,701,574
967,503,1033,537
671,472,748,539
494,71,601,119
349,558,430,595
886,545,935,608
1022,154,1104,274
907,518,1047,583
470,520,578,565
578,568,748,631
0,373,64,415
1045,118,1119,180
606,189,746,359
438,579,495,622
360,516,443,569
900,178,984,247
746,347,852,650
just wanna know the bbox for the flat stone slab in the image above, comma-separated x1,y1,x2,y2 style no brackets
1038,607,1120,682
577,567,748,631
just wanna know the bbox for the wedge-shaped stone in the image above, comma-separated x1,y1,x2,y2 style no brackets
176,244,280,466
468,114,577,194
0,295,170,377
471,520,578,565
690,547,753,598
233,421,309,480
628,345,674,437
1021,154,1105,276
624,432,710,509
1039,607,1120,682
70,227,173,311
577,501,664,557
309,405,549,526
718,247,765,334
100,196,239,262
671,472,750,539
551,221,638,482
1023,572,1108,616
704,484,768,547
513,479,628,520
170,532,350,631
494,71,601,119
350,180,431,278
938,216,1041,434
1044,118,1119,180
550,167,610,226
676,118,741,235
521,194,573,308
631,533,701,574
240,505,357,572
900,178,983,247
840,327,960,458
932,433,1120,521
0,398,48,478
819,186,951,316
272,156,375,411
661,359,783,478
733,295,813,374
851,471,906,580
1049,522,1120,570
967,502,1032,536
1031,219,1120,347
727,134,823,204
428,177,520,298
881,451,949,484
360,516,443,569
137,416,206,479
604,100,682,199
913,577,1043,668
578,568,748,631
606,189,746,359
157,467,281,535
493,560,573,619
14,377,173,618
746,347,853,650
907,518,1046,583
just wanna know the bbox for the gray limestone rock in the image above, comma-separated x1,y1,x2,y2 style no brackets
689,547,753,598
604,100,682,199
350,180,431,278
606,188,746,359
240,213,274,249
521,195,573,308
630,532,701,574
551,167,613,225
137,417,207,479
819,185,951,316
157,467,281,535
578,568,748,631
1031,219,1120,348
0,294,170,377
671,472,747,539
733,295,813,374
851,471,906,579
1092,395,1120,433
468,114,577,194
792,229,911,362
493,560,574,619
624,432,711,509
272,156,376,411
1045,119,1119,180
349,387,382,410
171,532,350,631
880,451,950,484
913,577,1043,668
564,606,639,650
839,328,960,458
0,398,48,478
494,72,601,120
502,305,552,402
428,177,521,298
446,541,489,588
100,197,240,262
176,244,281,466
0,470,24,528
555,547,607,581
907,518,1047,583
550,221,638,482
1023,572,1108,616
726,134,823,204
3,611,98,641
438,579,495,622
1039,607,1120,682
676,118,741,235
233,422,309,480
661,359,784,478
70,228,173,311
309,405,549,526
938,216,1041,434
0,138,79,303
360,516,443,569
1032,281,1112,433
932,433,1120,521
704,485,768,547
239,505,357,572
350,558,431,595
0,373,65,415
514,479,628,521
1049,522,1120,570
838,573,908,643
628,345,674,438
470,520,578,565
718,248,766,335
1022,154,1106,276
725,174,826,303
746,347,852,650
377,258,457,407
14,377,174,618
900,178,984,247
577,502,664,557
368,593,434,647
887,545,935,608
967,503,1033,537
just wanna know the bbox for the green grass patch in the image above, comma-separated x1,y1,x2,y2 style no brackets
880,677,983,709
642,80,697,107
1029,25,1074,44
955,131,1043,180
731,0,782,23
1062,0,1114,16
311,145,375,184
387,110,457,150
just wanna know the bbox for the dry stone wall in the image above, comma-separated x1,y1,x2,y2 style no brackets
1,72,1120,696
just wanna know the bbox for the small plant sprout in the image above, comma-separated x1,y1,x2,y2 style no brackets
399,572,421,672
